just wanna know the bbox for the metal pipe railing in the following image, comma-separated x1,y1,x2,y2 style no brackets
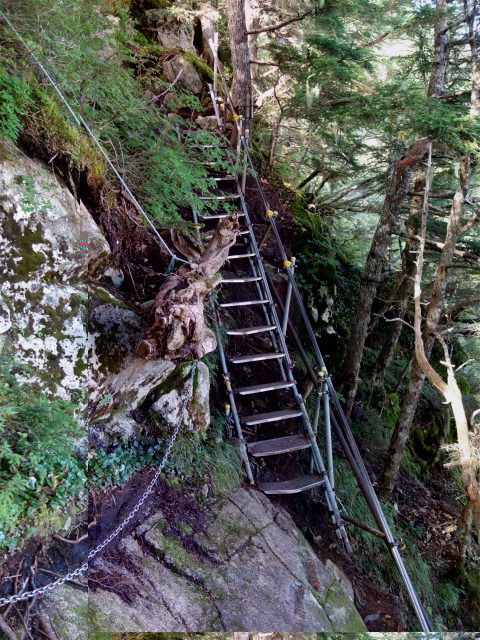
208,36,433,632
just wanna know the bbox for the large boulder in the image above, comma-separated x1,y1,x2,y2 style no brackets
89,357,210,443
45,488,365,634
0,142,110,401
163,54,204,94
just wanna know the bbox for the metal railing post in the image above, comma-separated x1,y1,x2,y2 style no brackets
323,378,334,490
282,259,295,335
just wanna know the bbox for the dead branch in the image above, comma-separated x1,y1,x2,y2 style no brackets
137,215,239,361
247,10,312,35
0,614,17,640
52,533,88,544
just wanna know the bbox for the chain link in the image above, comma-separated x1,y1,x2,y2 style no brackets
0,362,197,608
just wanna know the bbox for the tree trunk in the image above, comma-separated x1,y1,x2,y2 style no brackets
137,216,239,361
227,0,253,131
369,0,451,391
427,0,449,97
380,154,474,498
340,138,429,416
268,110,282,170
373,172,425,388
245,0,261,80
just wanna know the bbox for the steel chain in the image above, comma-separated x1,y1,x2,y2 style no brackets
0,363,197,608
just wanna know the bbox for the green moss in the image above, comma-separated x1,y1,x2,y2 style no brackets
182,52,214,82
24,85,105,191
91,286,134,311
73,351,87,377
176,520,193,535
146,527,205,577
3,217,46,278
151,362,192,399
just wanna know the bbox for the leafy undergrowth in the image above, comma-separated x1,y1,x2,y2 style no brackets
331,406,478,631
89,410,241,496
0,0,238,226
0,358,85,551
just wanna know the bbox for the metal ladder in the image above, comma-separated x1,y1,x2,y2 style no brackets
184,34,434,632
192,164,352,551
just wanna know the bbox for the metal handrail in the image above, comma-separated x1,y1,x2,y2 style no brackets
208,36,433,632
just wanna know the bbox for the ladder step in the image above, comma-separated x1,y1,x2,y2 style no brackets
249,435,311,457
226,253,256,260
236,380,295,395
199,212,245,220
226,325,276,337
231,352,284,365
221,276,262,284
244,408,302,425
219,299,268,308
259,474,325,495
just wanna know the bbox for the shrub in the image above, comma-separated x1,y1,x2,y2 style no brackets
0,63,31,142
0,358,85,550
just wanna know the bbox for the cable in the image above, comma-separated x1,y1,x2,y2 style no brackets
0,9,187,264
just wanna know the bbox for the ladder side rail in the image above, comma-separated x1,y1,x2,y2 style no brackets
236,184,351,550
213,309,254,483
245,253,289,382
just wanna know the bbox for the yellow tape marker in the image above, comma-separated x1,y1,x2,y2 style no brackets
283,260,292,269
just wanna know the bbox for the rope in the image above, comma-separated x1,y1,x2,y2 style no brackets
0,362,198,608
0,10,187,265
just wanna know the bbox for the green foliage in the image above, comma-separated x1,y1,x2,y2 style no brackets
89,411,241,494
164,410,242,493
334,459,443,628
0,358,85,550
0,61,31,142
1,0,236,226
88,437,165,488
292,195,361,358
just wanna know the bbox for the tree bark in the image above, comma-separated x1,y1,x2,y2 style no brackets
373,172,425,388
428,0,449,98
366,0,451,394
339,138,429,416
245,0,261,80
227,0,253,131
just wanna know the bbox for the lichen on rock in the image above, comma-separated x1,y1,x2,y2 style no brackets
56,488,366,634
0,142,110,402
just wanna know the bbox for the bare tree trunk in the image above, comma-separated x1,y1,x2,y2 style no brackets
380,154,474,497
245,0,261,80
371,0,450,390
227,0,253,131
137,216,239,361
268,111,282,170
428,0,449,97
373,172,425,388
339,138,429,416
394,144,480,546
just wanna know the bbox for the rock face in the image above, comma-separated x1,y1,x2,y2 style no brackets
44,488,365,635
0,142,110,401
89,354,210,442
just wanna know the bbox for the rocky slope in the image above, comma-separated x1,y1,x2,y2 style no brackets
0,142,366,635
43,488,364,635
